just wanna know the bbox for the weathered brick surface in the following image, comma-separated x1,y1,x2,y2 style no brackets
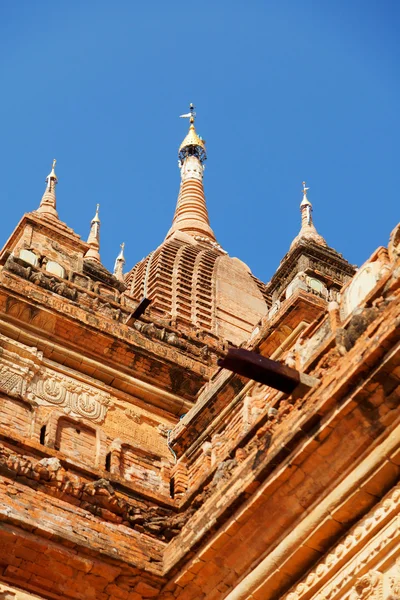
0,196,399,600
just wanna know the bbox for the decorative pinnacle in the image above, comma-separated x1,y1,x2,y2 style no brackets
300,181,312,210
178,103,207,164
114,242,126,281
290,179,327,249
37,159,58,217
92,203,100,223
117,242,125,261
47,159,57,185
84,204,101,262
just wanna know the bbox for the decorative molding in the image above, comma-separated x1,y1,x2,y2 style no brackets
349,571,383,600
285,485,400,600
0,347,39,400
0,336,110,424
389,559,400,600
0,365,25,398
30,370,110,423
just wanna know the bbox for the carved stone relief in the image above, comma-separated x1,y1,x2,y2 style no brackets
0,335,110,424
285,485,400,600
350,571,383,600
0,365,25,398
0,347,39,400
389,559,400,600
30,371,110,423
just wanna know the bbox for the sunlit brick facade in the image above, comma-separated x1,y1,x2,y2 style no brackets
0,113,399,600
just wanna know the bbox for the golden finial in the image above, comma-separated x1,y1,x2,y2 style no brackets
302,181,309,196
179,103,196,124
178,103,207,164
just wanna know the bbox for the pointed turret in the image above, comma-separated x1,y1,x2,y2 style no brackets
113,242,125,282
266,180,355,306
166,104,216,242
37,159,59,218
84,204,101,262
290,182,327,249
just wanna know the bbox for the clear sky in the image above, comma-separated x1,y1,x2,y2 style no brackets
0,1,398,283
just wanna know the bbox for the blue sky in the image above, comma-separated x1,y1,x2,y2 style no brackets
0,1,398,283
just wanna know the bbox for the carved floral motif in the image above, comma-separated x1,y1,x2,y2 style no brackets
0,366,24,397
350,571,382,600
389,559,400,600
31,372,110,423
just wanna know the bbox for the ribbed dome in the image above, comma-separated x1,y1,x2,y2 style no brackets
126,234,270,346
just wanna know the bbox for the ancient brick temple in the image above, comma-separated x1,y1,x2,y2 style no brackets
0,107,399,600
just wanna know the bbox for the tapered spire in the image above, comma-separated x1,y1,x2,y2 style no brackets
290,182,327,249
37,159,59,218
113,242,125,281
84,204,101,262
166,104,216,242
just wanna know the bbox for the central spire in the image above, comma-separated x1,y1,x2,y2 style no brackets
166,104,216,242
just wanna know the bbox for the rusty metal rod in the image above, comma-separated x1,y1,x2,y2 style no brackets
125,297,152,325
217,348,318,395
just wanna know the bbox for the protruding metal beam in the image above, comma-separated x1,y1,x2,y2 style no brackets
217,348,319,397
125,298,152,326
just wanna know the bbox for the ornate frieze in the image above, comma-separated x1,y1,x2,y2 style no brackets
30,371,110,423
0,335,110,424
0,366,25,398
285,485,400,600
389,559,400,599
350,571,383,600
0,345,39,400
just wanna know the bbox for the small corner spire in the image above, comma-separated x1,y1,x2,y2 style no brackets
84,204,101,262
290,180,327,249
113,242,126,282
37,159,59,218
300,181,313,226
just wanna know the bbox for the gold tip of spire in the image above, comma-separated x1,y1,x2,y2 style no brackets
178,103,207,162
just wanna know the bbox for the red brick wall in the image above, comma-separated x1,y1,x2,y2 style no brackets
120,445,168,494
0,395,32,438
55,418,96,466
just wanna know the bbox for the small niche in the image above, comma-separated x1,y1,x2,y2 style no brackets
105,452,111,472
40,425,47,445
